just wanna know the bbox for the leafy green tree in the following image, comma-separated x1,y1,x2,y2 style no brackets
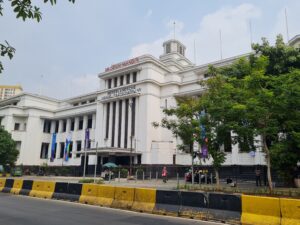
0,126,19,166
0,0,75,73
205,35,300,189
153,97,201,184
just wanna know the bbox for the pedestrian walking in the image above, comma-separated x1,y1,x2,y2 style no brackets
162,166,168,183
255,167,262,186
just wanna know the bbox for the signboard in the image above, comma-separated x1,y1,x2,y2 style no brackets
105,57,139,72
101,85,141,101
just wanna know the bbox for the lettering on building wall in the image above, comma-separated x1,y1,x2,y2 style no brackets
105,57,139,72
101,86,141,101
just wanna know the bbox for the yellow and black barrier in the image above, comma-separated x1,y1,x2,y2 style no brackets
29,181,55,199
1,178,300,225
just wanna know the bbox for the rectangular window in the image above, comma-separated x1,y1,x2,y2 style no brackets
120,76,124,86
76,141,82,158
43,120,51,133
111,102,116,147
54,143,57,159
40,143,49,159
60,142,65,158
78,117,83,130
14,123,20,131
131,98,136,137
87,115,93,129
124,99,129,148
105,103,110,139
114,77,118,87
108,79,112,89
55,121,59,133
70,119,75,131
118,100,122,148
126,74,130,84
166,43,171,53
62,120,67,132
132,72,137,83
224,131,232,152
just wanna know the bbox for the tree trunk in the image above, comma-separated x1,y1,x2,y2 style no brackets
263,135,273,192
215,168,220,189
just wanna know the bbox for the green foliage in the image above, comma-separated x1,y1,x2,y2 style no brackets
201,35,300,187
0,126,19,166
0,0,75,73
78,178,104,184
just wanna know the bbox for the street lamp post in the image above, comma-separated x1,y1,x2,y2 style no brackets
94,142,98,183
83,144,87,177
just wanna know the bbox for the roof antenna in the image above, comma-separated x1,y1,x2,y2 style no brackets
219,29,223,60
285,8,290,42
249,20,253,50
193,39,197,64
173,21,176,39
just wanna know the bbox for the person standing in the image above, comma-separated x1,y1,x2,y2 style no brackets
255,167,262,186
162,166,168,183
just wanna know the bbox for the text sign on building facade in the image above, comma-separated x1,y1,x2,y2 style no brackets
101,85,141,101
105,57,139,72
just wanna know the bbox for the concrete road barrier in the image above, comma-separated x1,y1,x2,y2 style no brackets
180,191,208,219
10,179,23,195
111,187,135,209
153,190,181,216
132,188,156,213
53,182,69,200
207,193,241,224
96,185,115,207
19,180,33,196
67,183,82,202
280,198,300,225
79,184,99,205
2,178,14,193
29,181,55,199
0,178,6,192
241,195,281,225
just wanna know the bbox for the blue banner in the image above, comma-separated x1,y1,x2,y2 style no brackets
50,133,56,162
85,128,90,149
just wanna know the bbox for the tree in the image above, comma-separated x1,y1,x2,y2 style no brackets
0,126,19,166
0,0,75,73
204,35,300,190
153,97,201,185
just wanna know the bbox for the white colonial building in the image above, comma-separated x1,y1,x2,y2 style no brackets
0,36,299,170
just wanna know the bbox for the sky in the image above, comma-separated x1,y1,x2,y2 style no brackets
0,0,299,99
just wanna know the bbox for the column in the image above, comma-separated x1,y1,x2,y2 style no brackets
114,101,119,148
120,100,125,149
50,121,56,133
74,117,79,131
108,102,113,147
58,119,63,133
66,118,71,133
128,98,132,150
83,115,88,130
72,141,77,159
92,113,96,129
56,142,61,159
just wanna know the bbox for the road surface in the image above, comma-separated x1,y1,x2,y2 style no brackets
0,193,225,225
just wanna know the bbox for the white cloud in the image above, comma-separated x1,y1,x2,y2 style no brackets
130,3,261,64
71,74,99,95
145,9,153,18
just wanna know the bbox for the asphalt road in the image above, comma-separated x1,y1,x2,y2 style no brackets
0,193,225,225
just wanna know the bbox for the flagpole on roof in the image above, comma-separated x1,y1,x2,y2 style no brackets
219,29,223,60
249,20,253,50
285,8,290,42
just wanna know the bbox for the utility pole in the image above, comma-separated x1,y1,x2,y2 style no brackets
94,142,98,183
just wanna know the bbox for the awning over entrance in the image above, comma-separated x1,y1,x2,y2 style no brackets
75,147,141,156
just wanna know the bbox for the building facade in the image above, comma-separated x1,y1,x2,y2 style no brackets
0,85,23,100
0,36,299,169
